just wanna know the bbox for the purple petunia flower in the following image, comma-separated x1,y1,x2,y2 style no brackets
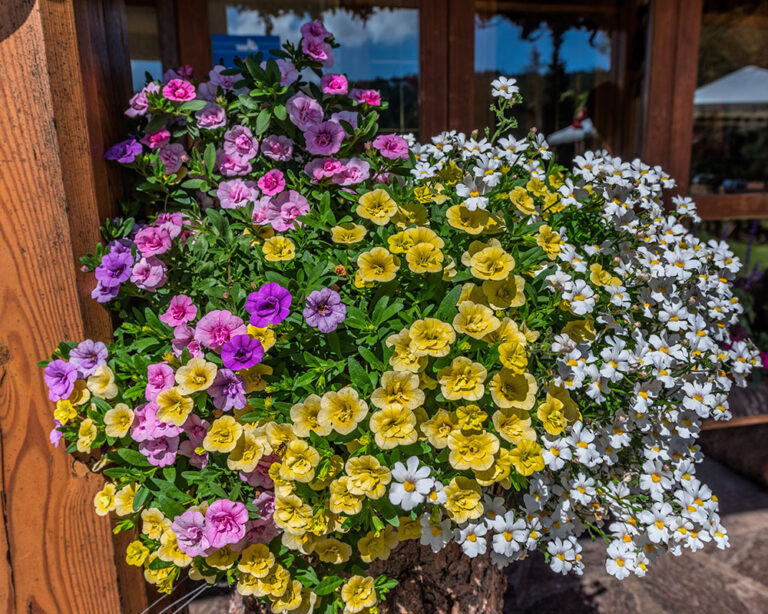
134,226,173,257
266,190,310,232
158,143,188,174
44,359,78,401
91,282,120,303
204,499,248,550
332,157,370,186
172,324,203,358
194,310,247,350
69,339,108,377
95,250,135,288
223,125,259,161
49,420,63,448
303,120,345,156
145,362,175,401
221,334,264,371
104,138,142,163
303,288,347,333
246,283,292,327
216,178,259,209
130,256,167,291
195,102,227,130
286,93,323,131
215,149,252,177
160,294,197,327
260,135,293,162
139,435,179,467
208,369,247,411
130,402,183,442
171,510,211,557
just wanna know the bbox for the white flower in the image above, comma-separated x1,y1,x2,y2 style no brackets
419,514,452,553
389,456,434,511
546,536,580,574
490,76,518,100
605,541,634,579
455,175,490,211
455,522,488,558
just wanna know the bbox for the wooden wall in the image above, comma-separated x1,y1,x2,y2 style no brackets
0,1,147,612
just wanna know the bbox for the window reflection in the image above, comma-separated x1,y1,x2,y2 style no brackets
474,11,612,159
690,0,768,195
207,1,419,134
126,3,163,91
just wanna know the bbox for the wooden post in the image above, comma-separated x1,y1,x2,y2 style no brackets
0,0,147,612
419,0,449,139
177,0,212,78
643,0,702,194
447,0,475,134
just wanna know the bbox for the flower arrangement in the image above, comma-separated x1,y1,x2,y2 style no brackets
41,20,760,614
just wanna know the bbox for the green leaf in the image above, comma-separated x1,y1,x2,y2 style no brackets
115,448,152,467
179,99,207,112
435,284,464,320
314,575,345,596
256,108,271,135
273,104,287,120
347,356,371,392
204,143,217,175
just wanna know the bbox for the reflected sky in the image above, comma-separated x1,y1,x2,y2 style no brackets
476,18,611,74
226,7,419,81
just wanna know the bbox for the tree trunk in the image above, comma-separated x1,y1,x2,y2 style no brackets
230,541,506,614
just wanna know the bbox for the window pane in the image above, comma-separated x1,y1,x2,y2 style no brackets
474,4,634,161
207,1,419,134
126,3,163,91
690,0,768,195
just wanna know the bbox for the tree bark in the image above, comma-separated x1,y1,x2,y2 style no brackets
230,541,506,614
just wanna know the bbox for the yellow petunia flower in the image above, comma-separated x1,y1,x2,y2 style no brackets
453,300,501,339
238,543,275,578
462,239,515,280
537,395,568,435
257,564,292,599
240,364,272,392
419,408,457,449
156,386,194,427
437,356,487,401
498,341,528,373
356,189,398,225
175,356,217,395
357,247,400,283
405,226,445,249
265,421,296,450
68,379,91,406
274,494,313,535
447,430,499,471
93,482,117,516
510,439,545,476
562,318,596,343
318,387,369,435
398,516,422,541
104,403,134,438
77,417,98,452
203,415,243,453
227,427,265,473
54,399,77,425
444,476,484,524
141,507,170,540
446,203,490,235
331,222,368,244
391,202,428,227
510,186,536,216
483,317,528,346
280,439,320,483
341,575,378,613
290,394,332,437
482,275,526,309
345,455,392,499
329,476,364,515
387,230,413,254
357,527,398,563
526,177,550,198
262,235,295,261
385,329,428,373
159,528,192,567
488,370,538,410
455,403,487,430
406,242,444,274
459,282,490,306
114,483,139,516
589,263,621,287
536,225,563,260
246,325,275,352
87,365,118,400
547,385,581,426
271,579,304,612
474,447,515,486
369,407,418,449
408,317,456,357
492,406,536,444
371,370,425,412
125,540,149,567
313,537,353,564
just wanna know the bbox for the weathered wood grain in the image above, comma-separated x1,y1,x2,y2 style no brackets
0,2,125,612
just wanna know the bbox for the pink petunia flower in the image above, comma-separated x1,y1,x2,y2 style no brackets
194,310,247,350
257,169,286,196
160,294,198,327
303,120,345,156
266,190,310,232
162,78,196,101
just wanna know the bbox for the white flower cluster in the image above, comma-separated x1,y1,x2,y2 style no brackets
396,91,760,580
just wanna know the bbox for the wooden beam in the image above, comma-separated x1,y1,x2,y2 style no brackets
643,0,702,194
702,414,768,430
419,0,449,139
177,0,212,77
0,1,129,612
694,193,768,220
447,0,475,134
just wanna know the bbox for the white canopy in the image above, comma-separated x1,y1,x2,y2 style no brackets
694,65,768,108
547,118,595,145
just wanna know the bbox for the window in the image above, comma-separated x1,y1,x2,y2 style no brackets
690,0,768,196
126,2,163,91
207,1,420,134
